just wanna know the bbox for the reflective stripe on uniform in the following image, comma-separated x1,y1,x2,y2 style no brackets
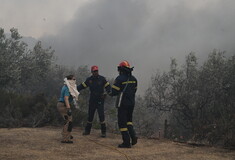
87,121,92,124
127,122,133,125
120,128,128,132
122,81,136,84
104,82,110,87
82,82,87,88
112,85,120,91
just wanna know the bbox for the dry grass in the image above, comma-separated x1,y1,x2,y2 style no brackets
0,127,234,160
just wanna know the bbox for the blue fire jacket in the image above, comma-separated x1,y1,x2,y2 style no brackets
110,74,137,106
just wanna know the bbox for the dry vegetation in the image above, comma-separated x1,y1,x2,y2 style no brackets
0,127,234,160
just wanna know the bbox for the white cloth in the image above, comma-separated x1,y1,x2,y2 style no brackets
64,78,80,101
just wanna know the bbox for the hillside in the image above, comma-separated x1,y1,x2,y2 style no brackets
0,127,234,160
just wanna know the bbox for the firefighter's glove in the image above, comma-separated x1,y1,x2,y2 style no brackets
67,109,72,116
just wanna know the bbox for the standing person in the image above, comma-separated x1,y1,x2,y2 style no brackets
77,65,111,137
109,60,138,148
57,75,79,144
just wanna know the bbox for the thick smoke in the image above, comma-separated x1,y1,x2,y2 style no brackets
42,0,235,94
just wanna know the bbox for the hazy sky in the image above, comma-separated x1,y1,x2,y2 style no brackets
1,0,235,94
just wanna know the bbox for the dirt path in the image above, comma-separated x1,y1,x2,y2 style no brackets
0,127,234,160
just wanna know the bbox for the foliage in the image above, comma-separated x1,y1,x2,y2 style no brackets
134,95,160,137
147,51,235,147
0,28,89,127
0,28,27,91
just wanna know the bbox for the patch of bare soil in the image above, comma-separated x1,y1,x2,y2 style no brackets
0,127,234,160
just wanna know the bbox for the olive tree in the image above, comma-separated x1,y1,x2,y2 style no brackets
147,51,235,146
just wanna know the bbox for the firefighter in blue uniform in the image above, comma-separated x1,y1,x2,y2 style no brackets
109,61,138,148
77,65,111,137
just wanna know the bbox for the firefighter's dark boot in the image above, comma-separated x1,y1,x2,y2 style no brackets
118,131,131,148
83,122,92,135
127,124,138,145
100,123,106,138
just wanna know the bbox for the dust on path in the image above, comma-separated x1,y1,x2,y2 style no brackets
0,127,234,160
